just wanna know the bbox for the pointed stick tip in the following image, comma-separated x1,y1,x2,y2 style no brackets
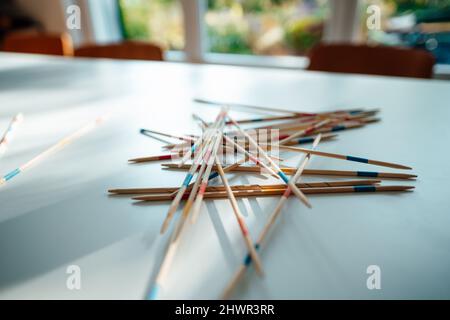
396,165,412,170
256,268,265,277
160,222,169,234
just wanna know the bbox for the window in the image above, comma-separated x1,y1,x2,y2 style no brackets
117,0,449,66
119,0,329,58
205,0,330,55
360,0,450,64
119,0,185,50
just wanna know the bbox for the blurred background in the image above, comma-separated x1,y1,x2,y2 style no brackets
1,0,449,78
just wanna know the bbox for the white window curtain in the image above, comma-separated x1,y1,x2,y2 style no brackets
85,0,122,44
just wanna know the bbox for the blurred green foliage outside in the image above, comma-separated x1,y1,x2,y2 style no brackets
119,0,329,55
119,0,449,56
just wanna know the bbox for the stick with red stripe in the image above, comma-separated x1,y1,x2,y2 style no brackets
215,155,264,276
147,138,218,300
160,110,226,233
190,119,226,223
193,113,280,178
147,122,225,299
171,132,220,240
178,110,226,166
227,114,312,208
279,119,330,145
129,154,175,163
222,134,322,299
222,135,279,178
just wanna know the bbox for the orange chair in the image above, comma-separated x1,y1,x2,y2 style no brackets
307,43,435,79
2,32,74,56
74,41,163,61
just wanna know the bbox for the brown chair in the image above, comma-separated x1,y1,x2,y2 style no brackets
2,32,74,56
74,41,163,61
307,43,435,79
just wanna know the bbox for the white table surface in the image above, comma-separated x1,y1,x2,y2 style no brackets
0,52,449,300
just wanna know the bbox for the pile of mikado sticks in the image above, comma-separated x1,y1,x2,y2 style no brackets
108,100,416,300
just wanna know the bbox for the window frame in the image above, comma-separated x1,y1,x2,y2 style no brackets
66,0,450,78
116,0,358,67
188,0,359,65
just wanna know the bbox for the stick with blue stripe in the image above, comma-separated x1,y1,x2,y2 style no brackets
1,115,105,187
278,146,412,170
171,130,222,241
149,113,228,300
283,133,337,146
178,110,226,167
160,111,225,233
184,114,236,194
148,144,217,300
215,155,265,276
161,164,417,180
279,119,330,145
190,118,227,223
190,114,263,182
149,111,227,300
222,134,322,299
222,135,279,178
132,184,413,202
227,114,312,208
223,114,300,125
